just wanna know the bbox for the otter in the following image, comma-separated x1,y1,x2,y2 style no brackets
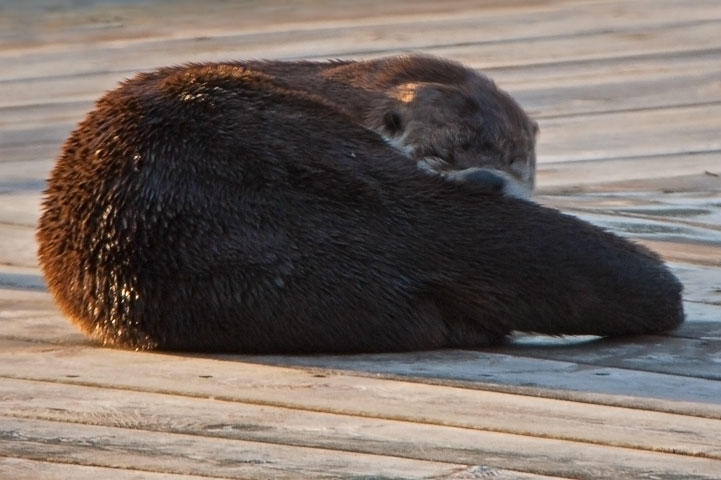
242,55,538,199
36,60,684,353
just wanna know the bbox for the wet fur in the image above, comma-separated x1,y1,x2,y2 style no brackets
37,60,684,352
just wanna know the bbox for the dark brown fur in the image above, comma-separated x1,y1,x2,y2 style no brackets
36,59,684,352
242,55,538,197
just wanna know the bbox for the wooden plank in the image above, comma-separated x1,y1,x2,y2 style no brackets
0,76,111,108
672,263,721,305
0,284,92,347
0,100,89,129
0,314,88,346
0,265,45,292
0,340,720,426
0,124,71,150
604,191,721,222
537,152,721,190
440,23,721,80
0,223,37,268
602,216,721,248
540,189,721,208
0,458,204,480
0,145,57,168
538,103,721,162
2,0,573,49
0,192,41,226
2,377,721,480
496,335,721,380
0,283,51,309
537,192,721,235
0,457,215,480
484,47,721,93
673,302,721,340
234,351,721,411
546,208,721,246
1,2,720,82
4,0,720,52
0,416,489,480
640,239,721,267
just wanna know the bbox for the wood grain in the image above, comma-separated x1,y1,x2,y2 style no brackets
1,342,720,433
0,457,215,480
2,1,720,82
0,416,483,480
537,152,721,189
1,377,719,480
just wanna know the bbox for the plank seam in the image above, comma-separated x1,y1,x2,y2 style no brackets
541,148,721,165
2,3,716,57
2,27,721,87
0,370,721,450
0,415,493,475
2,343,720,421
2,407,719,465
481,46,721,72
535,100,721,121
0,453,235,480
548,207,721,234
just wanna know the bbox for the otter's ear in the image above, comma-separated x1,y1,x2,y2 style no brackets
383,110,403,135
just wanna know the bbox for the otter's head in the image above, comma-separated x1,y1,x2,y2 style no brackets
367,70,538,199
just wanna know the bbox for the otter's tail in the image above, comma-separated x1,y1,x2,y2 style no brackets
422,196,685,341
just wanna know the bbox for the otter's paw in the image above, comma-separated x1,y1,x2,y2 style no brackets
446,167,532,200
451,167,506,191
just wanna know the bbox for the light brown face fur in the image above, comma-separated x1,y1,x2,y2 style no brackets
247,55,538,198
367,78,538,199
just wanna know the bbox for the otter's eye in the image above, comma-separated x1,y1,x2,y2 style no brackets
383,111,403,134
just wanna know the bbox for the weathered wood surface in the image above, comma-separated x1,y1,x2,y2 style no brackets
0,377,719,480
1,0,720,478
0,457,217,480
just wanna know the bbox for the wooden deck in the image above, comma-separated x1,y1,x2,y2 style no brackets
1,0,720,478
